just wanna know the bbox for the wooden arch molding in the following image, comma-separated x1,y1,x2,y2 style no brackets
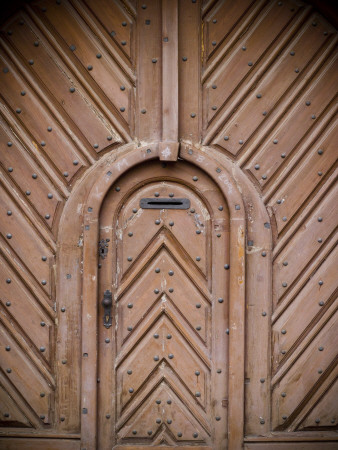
57,142,272,450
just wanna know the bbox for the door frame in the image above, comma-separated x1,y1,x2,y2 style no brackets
56,142,272,449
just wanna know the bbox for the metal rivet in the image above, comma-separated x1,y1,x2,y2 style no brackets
282,216,287,222
193,432,199,438
224,264,230,270
107,136,112,141
62,359,67,364
127,257,132,262
255,164,260,170
318,149,323,155
262,174,267,180
168,353,174,359
154,288,159,294
167,419,172,424
120,107,125,112
169,193,174,197
226,329,229,335
182,56,187,61
235,204,240,210
318,280,323,286
129,388,134,393
256,93,262,99
192,176,198,181
295,68,299,73
168,270,174,276
6,302,11,307
224,136,229,140
196,230,201,234
218,206,223,211
45,214,50,220
127,326,132,331
260,378,265,383
195,392,201,397
282,415,287,420
155,399,161,404
196,326,201,331
218,298,224,303
169,288,174,293
167,334,172,339
318,346,324,351
311,115,316,120
260,419,265,424
196,256,201,261
5,346,10,351
156,418,161,423
319,301,324,306
212,105,217,110
155,268,160,273
6,233,12,239
6,278,11,284
283,261,288,266
25,190,31,196
281,392,286,397
152,58,157,63
61,307,66,312
141,109,146,114
273,139,278,144
169,221,174,226
40,321,45,327
28,60,34,65
195,370,200,376
318,238,323,243
239,139,244,144
315,418,320,424
216,416,221,421
290,51,295,56
16,108,22,114
6,368,12,373
167,399,172,404
190,113,196,118
69,87,75,93
127,303,133,308
281,350,286,354
262,311,267,316
261,251,267,257
177,432,182,437
282,282,287,287
248,61,253,66
153,333,159,339
147,430,152,435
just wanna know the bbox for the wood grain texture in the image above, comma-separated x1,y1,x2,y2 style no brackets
0,0,337,448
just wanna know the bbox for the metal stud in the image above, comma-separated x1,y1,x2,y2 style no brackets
156,399,161,404
5,346,10,351
40,321,45,327
61,307,66,312
196,326,201,331
282,282,287,287
155,219,160,225
261,251,267,257
281,392,286,397
182,56,187,61
224,264,230,270
196,256,201,261
224,136,229,140
169,221,174,226
262,312,267,317
169,288,174,293
155,268,160,273
318,149,323,155
154,288,159,294
318,346,324,351
153,334,159,339
156,418,161,424
147,430,153,435
218,298,224,303
196,230,201,234
6,278,11,284
40,346,46,352
127,303,133,308
248,61,253,66
132,430,137,434
168,270,174,276
167,419,172,424
69,87,75,93
260,378,265,383
167,334,172,339
129,388,134,393
193,432,199,438
168,353,174,359
190,113,196,118
177,432,183,437
127,326,132,331
6,233,12,239
195,392,201,397
196,303,201,308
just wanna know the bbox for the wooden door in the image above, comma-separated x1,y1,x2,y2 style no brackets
98,160,229,449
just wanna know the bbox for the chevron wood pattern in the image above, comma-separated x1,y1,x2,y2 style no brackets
97,160,229,448
0,0,337,448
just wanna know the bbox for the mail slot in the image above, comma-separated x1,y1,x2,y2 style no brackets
140,198,190,209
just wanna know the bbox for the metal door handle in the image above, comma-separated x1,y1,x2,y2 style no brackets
102,290,112,328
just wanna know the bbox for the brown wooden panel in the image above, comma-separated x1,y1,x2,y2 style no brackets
211,13,330,153
0,439,80,449
272,311,337,429
2,13,123,149
273,185,337,304
245,443,338,450
30,0,132,131
98,160,229,448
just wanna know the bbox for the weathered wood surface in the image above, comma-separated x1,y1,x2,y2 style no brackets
0,0,337,448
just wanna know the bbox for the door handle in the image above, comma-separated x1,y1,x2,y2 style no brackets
102,290,112,328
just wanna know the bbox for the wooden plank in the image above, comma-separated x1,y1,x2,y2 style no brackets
0,439,80,450
161,0,178,146
135,0,162,141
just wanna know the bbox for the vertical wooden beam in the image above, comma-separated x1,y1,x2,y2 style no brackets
160,0,179,161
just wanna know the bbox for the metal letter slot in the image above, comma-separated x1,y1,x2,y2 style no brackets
102,290,112,328
140,198,190,209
